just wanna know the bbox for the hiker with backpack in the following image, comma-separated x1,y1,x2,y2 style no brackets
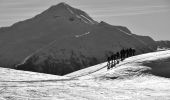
132,48,136,56
107,57,111,70
116,52,120,64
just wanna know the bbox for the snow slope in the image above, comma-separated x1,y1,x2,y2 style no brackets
0,50,170,100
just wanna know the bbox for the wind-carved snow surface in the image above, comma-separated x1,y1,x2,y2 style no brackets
1,50,170,100
75,32,90,38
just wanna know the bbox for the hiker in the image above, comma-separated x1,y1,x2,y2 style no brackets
115,52,119,63
110,54,114,68
120,49,123,61
126,49,129,58
129,48,133,57
132,48,136,56
124,49,127,58
107,57,111,70
113,54,116,66
121,49,126,61
116,52,120,59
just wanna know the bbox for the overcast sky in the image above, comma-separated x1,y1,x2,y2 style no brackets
0,0,170,40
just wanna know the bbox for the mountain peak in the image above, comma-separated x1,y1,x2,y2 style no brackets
39,2,98,25
38,2,74,18
55,2,70,8
48,2,71,11
57,2,69,6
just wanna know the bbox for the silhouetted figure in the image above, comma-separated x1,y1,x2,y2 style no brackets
129,48,133,57
120,49,123,61
126,49,129,58
132,48,136,56
113,54,116,67
115,52,120,64
110,54,114,68
121,49,126,61
116,52,120,59
123,49,126,58
124,49,127,58
107,57,111,70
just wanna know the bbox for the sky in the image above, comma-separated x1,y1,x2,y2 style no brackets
0,0,170,40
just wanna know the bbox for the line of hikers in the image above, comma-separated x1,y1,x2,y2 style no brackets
107,48,136,70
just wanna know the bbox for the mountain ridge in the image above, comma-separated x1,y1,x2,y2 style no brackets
0,2,157,75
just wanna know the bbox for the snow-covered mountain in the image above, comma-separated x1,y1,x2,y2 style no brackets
0,2,157,75
0,50,170,99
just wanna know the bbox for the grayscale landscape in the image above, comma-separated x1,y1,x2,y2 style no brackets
0,0,170,100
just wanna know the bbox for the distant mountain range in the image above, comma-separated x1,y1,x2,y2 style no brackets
156,41,170,49
0,2,158,75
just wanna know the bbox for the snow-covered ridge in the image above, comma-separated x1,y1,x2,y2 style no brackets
66,50,170,79
1,50,170,99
